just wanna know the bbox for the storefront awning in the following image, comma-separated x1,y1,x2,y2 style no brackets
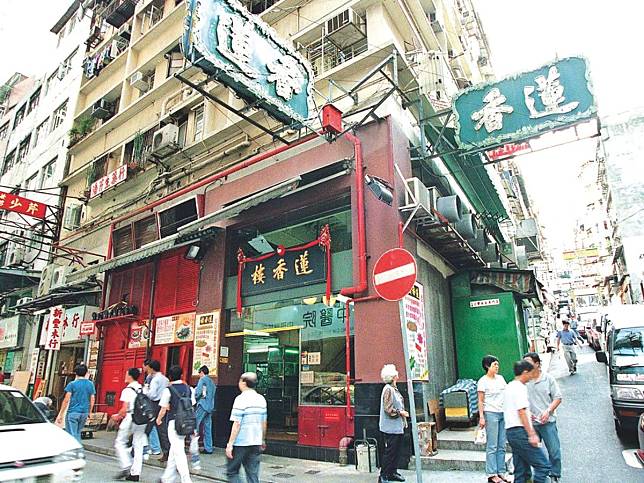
12,278,102,313
0,268,41,296
177,177,301,234
470,268,543,305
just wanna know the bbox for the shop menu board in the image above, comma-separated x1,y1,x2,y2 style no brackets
402,283,429,381
128,320,151,349
154,312,196,345
192,311,220,377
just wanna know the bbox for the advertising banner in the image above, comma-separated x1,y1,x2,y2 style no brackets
402,283,429,381
154,312,196,345
192,311,220,377
0,316,19,349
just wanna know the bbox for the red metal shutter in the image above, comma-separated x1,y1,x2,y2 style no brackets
153,249,199,317
107,263,154,313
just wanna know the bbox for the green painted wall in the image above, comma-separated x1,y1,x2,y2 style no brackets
451,292,526,383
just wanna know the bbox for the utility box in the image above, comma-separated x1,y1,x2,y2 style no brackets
321,104,343,134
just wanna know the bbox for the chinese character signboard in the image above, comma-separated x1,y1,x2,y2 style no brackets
154,312,196,345
453,57,596,149
46,306,64,351
470,298,500,308
237,225,331,315
0,316,19,349
192,311,220,377
0,191,47,219
60,306,84,343
90,165,127,199
182,0,313,125
402,283,429,381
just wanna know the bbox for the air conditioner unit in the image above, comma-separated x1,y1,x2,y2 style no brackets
51,265,71,289
38,263,60,297
130,71,150,92
92,99,113,120
402,177,439,217
324,9,366,48
64,204,84,231
151,124,180,158
7,247,25,266
16,297,33,307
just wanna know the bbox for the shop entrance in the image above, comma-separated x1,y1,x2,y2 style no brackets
243,328,300,441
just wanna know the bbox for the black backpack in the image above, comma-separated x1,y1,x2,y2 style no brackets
130,387,156,425
169,384,196,436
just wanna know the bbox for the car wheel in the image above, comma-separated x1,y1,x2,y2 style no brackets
615,419,626,440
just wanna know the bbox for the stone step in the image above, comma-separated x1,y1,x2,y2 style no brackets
409,449,512,472
437,428,512,452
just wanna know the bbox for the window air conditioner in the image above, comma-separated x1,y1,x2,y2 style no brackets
51,265,71,289
92,99,113,120
7,247,25,266
130,71,150,92
38,263,60,297
324,9,366,48
402,177,440,218
151,124,180,158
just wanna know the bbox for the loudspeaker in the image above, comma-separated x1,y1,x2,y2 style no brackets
467,228,487,252
436,195,462,223
454,213,476,239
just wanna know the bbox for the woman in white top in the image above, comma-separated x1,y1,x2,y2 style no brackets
477,355,509,483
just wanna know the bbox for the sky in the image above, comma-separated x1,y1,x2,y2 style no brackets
474,0,644,252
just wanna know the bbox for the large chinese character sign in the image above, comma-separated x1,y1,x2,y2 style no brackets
0,191,48,219
453,57,596,149
182,0,313,126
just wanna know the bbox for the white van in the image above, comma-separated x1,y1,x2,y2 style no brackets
0,384,86,481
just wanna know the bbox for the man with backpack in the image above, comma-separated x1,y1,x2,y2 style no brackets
144,359,170,461
157,365,196,483
115,368,151,481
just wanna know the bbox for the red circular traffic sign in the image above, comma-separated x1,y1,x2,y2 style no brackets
372,248,417,301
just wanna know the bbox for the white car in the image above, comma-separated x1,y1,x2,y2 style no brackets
0,384,86,481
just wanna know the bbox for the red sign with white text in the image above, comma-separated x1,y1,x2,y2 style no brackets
45,306,64,351
0,191,47,219
486,142,531,161
79,320,95,336
90,165,127,198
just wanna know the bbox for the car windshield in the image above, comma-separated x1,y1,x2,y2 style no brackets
613,327,644,356
0,390,46,425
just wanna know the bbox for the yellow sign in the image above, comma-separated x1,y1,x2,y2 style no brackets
562,248,599,260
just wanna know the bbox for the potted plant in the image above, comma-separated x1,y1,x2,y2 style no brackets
68,116,96,146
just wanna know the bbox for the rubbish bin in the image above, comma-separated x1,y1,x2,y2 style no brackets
354,429,378,473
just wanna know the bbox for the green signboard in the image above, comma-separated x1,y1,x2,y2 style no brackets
453,57,596,149
182,0,313,126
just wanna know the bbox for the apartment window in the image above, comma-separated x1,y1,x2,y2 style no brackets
113,226,134,257
27,89,41,114
59,50,77,80
25,173,38,192
134,216,159,248
158,199,198,238
67,14,77,35
1,149,16,176
14,104,26,128
40,160,56,188
46,70,59,95
0,123,8,141
166,51,184,77
193,105,204,142
16,135,31,163
34,118,49,146
51,100,68,131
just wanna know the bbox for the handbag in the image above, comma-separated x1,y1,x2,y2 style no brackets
474,426,487,445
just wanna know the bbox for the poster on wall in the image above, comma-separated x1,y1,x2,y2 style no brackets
128,321,151,349
192,311,220,377
0,315,19,349
402,283,429,381
155,312,196,345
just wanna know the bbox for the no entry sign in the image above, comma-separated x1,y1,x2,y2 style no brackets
373,248,417,301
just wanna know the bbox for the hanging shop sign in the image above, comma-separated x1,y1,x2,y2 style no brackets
192,311,221,377
236,225,331,315
45,306,64,351
128,320,151,349
154,312,196,345
453,56,596,149
0,316,20,349
486,142,531,161
402,283,429,381
28,348,40,384
60,306,83,343
0,191,48,219
90,165,127,199
79,320,95,336
182,0,314,125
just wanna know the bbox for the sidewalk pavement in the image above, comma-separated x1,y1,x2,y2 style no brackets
83,431,487,482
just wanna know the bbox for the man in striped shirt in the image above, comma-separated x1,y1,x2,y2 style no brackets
226,372,267,483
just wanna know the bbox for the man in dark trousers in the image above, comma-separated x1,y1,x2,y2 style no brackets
195,365,216,454
144,359,170,461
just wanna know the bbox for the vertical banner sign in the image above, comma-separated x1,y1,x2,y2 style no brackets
29,348,40,384
46,306,64,351
192,311,221,377
402,283,429,381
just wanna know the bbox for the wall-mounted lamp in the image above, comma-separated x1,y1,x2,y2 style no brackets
365,175,394,206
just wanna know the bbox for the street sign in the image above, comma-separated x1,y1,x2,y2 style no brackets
373,248,417,301
79,320,95,336
0,191,48,219
453,56,596,149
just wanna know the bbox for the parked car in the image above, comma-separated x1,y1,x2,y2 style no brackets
595,305,644,439
0,384,85,481
586,320,603,351
638,413,644,465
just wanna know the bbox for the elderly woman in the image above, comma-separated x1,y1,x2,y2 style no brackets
477,355,509,483
379,364,408,483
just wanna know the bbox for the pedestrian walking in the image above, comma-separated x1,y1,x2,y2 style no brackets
144,359,170,461
524,352,563,482
557,320,579,375
157,365,195,483
55,364,95,443
504,360,551,483
378,364,408,483
569,315,584,344
114,368,148,481
477,355,509,483
142,360,161,457
226,372,267,483
195,365,216,454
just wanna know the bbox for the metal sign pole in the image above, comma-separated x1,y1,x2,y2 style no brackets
399,300,424,483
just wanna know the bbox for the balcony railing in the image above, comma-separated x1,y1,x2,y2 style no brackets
303,37,368,77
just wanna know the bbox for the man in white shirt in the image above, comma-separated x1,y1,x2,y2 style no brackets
504,360,551,483
114,368,147,481
226,372,267,483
